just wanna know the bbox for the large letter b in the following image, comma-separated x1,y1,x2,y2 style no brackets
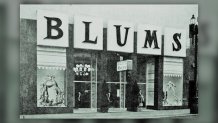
44,16,63,39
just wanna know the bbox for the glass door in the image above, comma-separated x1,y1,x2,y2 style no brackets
73,51,97,111
106,53,126,111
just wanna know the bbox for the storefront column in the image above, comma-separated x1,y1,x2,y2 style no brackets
66,24,75,109
20,19,74,114
129,54,138,80
184,48,193,107
20,19,37,114
152,35,164,110
129,32,139,80
153,56,164,110
97,28,108,109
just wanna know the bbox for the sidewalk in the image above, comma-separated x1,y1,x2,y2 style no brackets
20,109,198,119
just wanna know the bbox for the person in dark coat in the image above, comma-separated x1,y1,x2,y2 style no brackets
100,80,110,112
131,80,140,111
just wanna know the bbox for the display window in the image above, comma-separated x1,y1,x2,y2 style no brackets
163,76,183,106
37,69,66,107
163,57,183,106
37,46,67,107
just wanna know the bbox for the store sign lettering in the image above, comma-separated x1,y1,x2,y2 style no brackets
137,25,162,55
37,10,186,57
74,15,103,50
83,21,98,44
143,30,159,49
107,21,134,53
117,65,127,71
37,10,69,47
172,33,182,51
44,16,63,39
114,25,130,46
164,28,186,57
117,60,133,71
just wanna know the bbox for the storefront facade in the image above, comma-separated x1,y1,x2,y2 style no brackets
20,6,195,114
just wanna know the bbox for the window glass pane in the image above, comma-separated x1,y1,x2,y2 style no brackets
163,57,183,106
163,76,183,106
37,69,66,107
73,50,97,109
74,54,91,81
146,60,155,106
75,83,91,108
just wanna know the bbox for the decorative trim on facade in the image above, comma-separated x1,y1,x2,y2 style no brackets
37,65,66,70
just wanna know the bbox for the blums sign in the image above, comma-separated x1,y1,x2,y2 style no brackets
37,10,186,57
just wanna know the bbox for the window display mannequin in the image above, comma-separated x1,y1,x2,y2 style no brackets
46,75,59,105
164,81,180,105
138,89,145,107
39,75,62,106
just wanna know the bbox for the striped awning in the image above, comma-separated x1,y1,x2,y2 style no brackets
37,46,66,71
163,57,183,78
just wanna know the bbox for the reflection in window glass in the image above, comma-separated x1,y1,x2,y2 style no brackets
75,83,91,108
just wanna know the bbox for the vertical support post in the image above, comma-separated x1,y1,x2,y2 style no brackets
194,35,198,96
95,57,98,109
124,71,126,108
67,24,75,111
119,56,123,109
91,57,93,109
91,53,97,109
154,56,164,110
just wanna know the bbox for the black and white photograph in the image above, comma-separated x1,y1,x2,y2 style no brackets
19,4,199,119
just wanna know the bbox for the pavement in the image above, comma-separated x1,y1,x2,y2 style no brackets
20,109,198,119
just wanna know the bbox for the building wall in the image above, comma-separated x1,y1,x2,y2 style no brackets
20,18,192,114
20,19,74,114
20,19,37,114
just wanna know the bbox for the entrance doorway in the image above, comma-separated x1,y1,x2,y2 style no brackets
106,53,126,112
73,51,97,113
106,80,126,112
105,55,156,112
